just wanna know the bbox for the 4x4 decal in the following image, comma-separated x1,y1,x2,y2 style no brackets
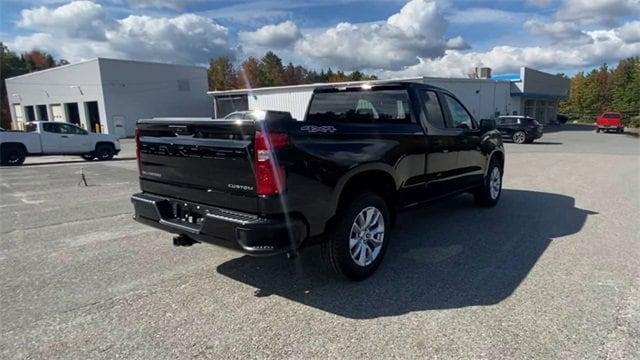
300,125,337,133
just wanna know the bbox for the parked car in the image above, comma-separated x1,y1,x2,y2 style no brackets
596,112,624,133
131,82,505,280
496,116,544,144
0,121,121,166
557,113,569,124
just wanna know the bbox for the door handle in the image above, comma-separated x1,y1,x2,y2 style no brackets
61,135,69,138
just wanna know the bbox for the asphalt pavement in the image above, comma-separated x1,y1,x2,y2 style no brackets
1,125,638,359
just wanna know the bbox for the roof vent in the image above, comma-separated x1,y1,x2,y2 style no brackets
475,67,492,79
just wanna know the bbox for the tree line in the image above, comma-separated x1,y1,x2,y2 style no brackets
208,51,377,91
559,57,640,126
1,43,69,129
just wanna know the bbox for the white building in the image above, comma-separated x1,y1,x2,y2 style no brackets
209,67,569,124
5,58,211,137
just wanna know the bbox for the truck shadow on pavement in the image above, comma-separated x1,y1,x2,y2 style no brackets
216,189,597,319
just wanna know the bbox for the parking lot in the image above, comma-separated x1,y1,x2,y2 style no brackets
1,125,638,359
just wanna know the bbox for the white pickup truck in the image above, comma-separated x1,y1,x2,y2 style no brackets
0,121,121,166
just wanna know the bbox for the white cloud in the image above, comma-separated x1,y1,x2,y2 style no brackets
384,21,640,78
445,36,470,50
556,0,640,26
11,1,234,64
18,0,114,40
615,20,640,43
238,21,301,49
524,19,593,44
295,0,464,71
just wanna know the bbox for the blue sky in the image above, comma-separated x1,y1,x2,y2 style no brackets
2,0,639,77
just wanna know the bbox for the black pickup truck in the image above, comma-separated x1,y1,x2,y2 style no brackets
131,82,505,280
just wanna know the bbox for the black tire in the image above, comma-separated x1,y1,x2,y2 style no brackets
95,144,115,161
512,131,526,144
81,154,96,161
596,128,601,133
524,138,534,144
474,158,503,207
1,145,26,166
321,192,390,281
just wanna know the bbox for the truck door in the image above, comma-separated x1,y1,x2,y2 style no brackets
40,122,64,153
58,123,91,153
416,90,462,197
440,93,484,189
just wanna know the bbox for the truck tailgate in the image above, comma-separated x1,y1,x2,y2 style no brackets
137,119,258,213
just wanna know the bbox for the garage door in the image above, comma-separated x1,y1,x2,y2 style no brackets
13,104,24,122
51,104,64,122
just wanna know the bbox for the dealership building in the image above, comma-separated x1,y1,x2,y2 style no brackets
5,58,211,137
209,67,570,124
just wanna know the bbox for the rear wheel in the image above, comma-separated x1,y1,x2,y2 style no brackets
1,145,26,166
474,159,502,207
81,153,96,161
512,131,526,144
95,144,114,161
322,192,390,281
596,128,601,133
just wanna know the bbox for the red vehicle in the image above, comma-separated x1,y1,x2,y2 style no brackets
596,112,624,133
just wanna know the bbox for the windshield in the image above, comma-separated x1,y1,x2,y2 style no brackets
603,113,621,119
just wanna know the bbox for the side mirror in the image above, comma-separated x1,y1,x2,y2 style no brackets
480,118,496,131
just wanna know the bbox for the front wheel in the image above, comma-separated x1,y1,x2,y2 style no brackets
95,144,115,161
322,192,390,281
596,128,601,133
81,154,96,161
474,159,502,207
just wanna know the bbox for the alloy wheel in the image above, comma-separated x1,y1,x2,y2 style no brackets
349,206,385,267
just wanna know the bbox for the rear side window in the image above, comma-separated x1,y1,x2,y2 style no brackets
307,89,412,124
42,123,61,133
421,91,446,128
25,123,38,132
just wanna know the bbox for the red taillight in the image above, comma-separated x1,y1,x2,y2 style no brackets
254,131,287,196
135,128,141,176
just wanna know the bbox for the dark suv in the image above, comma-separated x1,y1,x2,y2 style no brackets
131,82,505,280
497,116,543,144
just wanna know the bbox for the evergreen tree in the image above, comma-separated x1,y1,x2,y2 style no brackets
258,51,284,87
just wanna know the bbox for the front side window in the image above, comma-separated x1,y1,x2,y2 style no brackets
444,95,474,129
58,124,86,134
307,89,412,124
